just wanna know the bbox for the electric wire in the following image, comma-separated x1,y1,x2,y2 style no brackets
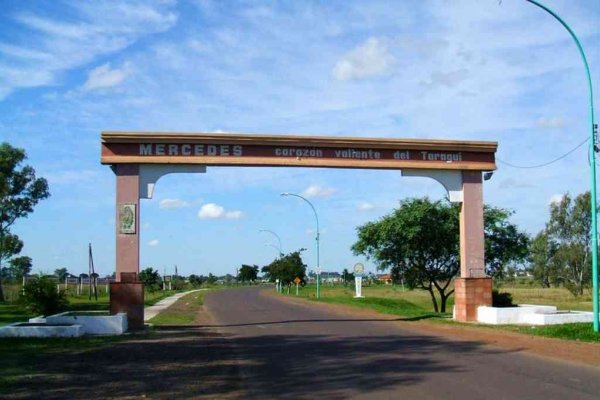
496,137,589,169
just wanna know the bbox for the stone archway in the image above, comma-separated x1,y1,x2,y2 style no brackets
101,131,497,327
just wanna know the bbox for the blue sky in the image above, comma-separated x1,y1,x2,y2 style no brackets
1,0,598,278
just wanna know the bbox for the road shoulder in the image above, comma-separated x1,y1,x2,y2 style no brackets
262,289,600,367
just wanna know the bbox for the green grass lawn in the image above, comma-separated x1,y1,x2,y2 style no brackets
496,286,593,311
281,283,599,343
148,290,210,325
0,287,190,326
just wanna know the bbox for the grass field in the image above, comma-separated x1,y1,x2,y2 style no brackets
280,283,599,343
0,285,189,326
148,290,210,325
496,286,593,311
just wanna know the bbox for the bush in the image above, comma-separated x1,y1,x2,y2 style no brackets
171,276,188,290
492,289,515,307
20,276,68,316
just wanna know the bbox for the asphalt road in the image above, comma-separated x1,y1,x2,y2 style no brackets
204,287,600,400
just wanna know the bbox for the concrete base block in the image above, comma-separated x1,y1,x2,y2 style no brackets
477,305,594,325
0,322,83,338
47,312,128,335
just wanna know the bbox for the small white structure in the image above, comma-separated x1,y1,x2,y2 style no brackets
0,322,83,338
476,304,594,325
46,311,128,335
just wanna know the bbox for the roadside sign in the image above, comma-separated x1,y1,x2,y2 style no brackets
294,277,301,285
353,263,364,276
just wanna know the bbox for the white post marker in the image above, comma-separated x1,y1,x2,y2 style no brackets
276,279,280,293
354,263,365,298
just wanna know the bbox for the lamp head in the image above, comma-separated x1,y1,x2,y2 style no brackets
280,192,289,196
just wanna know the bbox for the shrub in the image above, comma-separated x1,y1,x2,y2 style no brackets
492,289,515,307
171,276,187,290
20,276,68,316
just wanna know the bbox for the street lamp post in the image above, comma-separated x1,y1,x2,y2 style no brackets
524,0,598,332
259,229,283,256
265,243,281,257
281,192,321,299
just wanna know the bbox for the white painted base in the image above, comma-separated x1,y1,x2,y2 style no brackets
0,322,83,338
353,296,364,298
476,304,594,325
46,312,128,335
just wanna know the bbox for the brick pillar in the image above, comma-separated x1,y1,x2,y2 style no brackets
459,171,485,278
111,164,144,328
455,171,492,322
115,164,140,281
454,278,492,322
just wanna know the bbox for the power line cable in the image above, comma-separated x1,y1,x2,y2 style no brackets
496,137,589,169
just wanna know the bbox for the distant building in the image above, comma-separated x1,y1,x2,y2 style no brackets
321,272,342,284
376,274,393,285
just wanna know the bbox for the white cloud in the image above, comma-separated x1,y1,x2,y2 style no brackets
536,117,565,129
0,1,177,99
142,222,151,230
148,239,159,246
82,63,130,91
333,37,394,81
357,202,375,211
224,210,244,219
198,203,244,219
549,194,565,205
302,185,336,198
421,68,470,88
159,198,190,209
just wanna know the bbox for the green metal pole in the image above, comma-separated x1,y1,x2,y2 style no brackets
525,0,598,332
281,193,321,299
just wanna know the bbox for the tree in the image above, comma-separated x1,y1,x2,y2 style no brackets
0,142,50,300
238,264,259,282
171,275,187,290
206,273,217,285
262,250,307,291
9,256,32,280
352,198,459,312
54,267,69,282
544,192,592,295
0,233,23,277
528,230,559,288
484,205,529,279
342,268,355,285
352,197,528,313
189,274,204,287
138,267,162,291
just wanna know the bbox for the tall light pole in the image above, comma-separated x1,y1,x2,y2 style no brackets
281,192,321,299
524,0,598,332
259,229,283,256
265,243,281,258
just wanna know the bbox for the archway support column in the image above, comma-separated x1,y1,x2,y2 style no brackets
402,169,492,322
109,164,207,329
111,164,144,329
455,171,492,322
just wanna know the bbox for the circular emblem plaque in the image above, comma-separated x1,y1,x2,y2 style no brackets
353,262,364,276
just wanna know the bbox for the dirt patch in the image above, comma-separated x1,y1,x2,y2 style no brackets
263,290,600,367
